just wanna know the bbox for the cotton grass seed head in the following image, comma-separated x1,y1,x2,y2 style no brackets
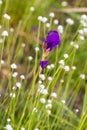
51,92,57,98
1,30,8,36
61,1,68,6
79,74,85,79
35,47,39,52
7,118,11,122
66,18,74,25
64,65,70,72
49,12,55,18
12,72,18,77
72,66,76,70
34,128,39,130
45,103,52,109
40,98,46,104
16,82,21,89
30,6,35,12
3,13,11,20
4,124,13,130
47,110,51,115
0,0,2,4
57,25,64,34
53,19,59,25
79,35,84,40
28,56,33,61
48,76,52,81
38,16,43,21
11,63,17,69
1,60,4,64
42,17,48,23
46,23,50,28
39,74,45,80
20,75,25,80
63,53,68,59
61,99,66,104
58,59,64,66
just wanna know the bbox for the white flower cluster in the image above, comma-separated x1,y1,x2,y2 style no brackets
57,25,64,34
66,18,74,25
38,16,48,23
80,14,87,27
3,13,11,20
70,41,79,49
39,74,45,80
47,64,54,70
38,84,48,95
4,124,13,130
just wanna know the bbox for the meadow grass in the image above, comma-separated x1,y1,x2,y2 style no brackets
0,0,87,130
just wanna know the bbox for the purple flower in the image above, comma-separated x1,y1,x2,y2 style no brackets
40,60,48,69
45,30,60,51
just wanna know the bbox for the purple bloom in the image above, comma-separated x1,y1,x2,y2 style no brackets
40,60,48,69
45,30,60,51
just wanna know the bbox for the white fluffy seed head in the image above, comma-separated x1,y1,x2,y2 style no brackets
34,128,39,130
20,75,25,79
1,30,8,36
7,118,11,122
10,28,14,32
10,93,16,98
3,13,11,20
40,98,46,104
22,43,26,48
45,103,52,109
4,124,13,130
16,82,21,89
61,99,66,104
79,35,84,40
38,16,43,21
47,65,51,69
53,19,59,25
42,17,48,23
0,0,2,4
49,12,55,18
61,1,68,6
66,18,74,25
28,56,33,61
72,66,76,70
81,14,87,20
12,72,18,77
74,44,79,49
60,79,64,83
35,47,39,52
63,53,68,59
11,63,17,69
58,60,64,66
30,6,35,12
21,127,25,130
57,25,64,34
75,109,79,113
79,74,85,79
46,23,50,28
38,80,42,84
1,60,4,64
64,65,70,72
50,64,54,68
51,92,57,98
47,110,51,115
48,76,52,81
39,74,45,80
